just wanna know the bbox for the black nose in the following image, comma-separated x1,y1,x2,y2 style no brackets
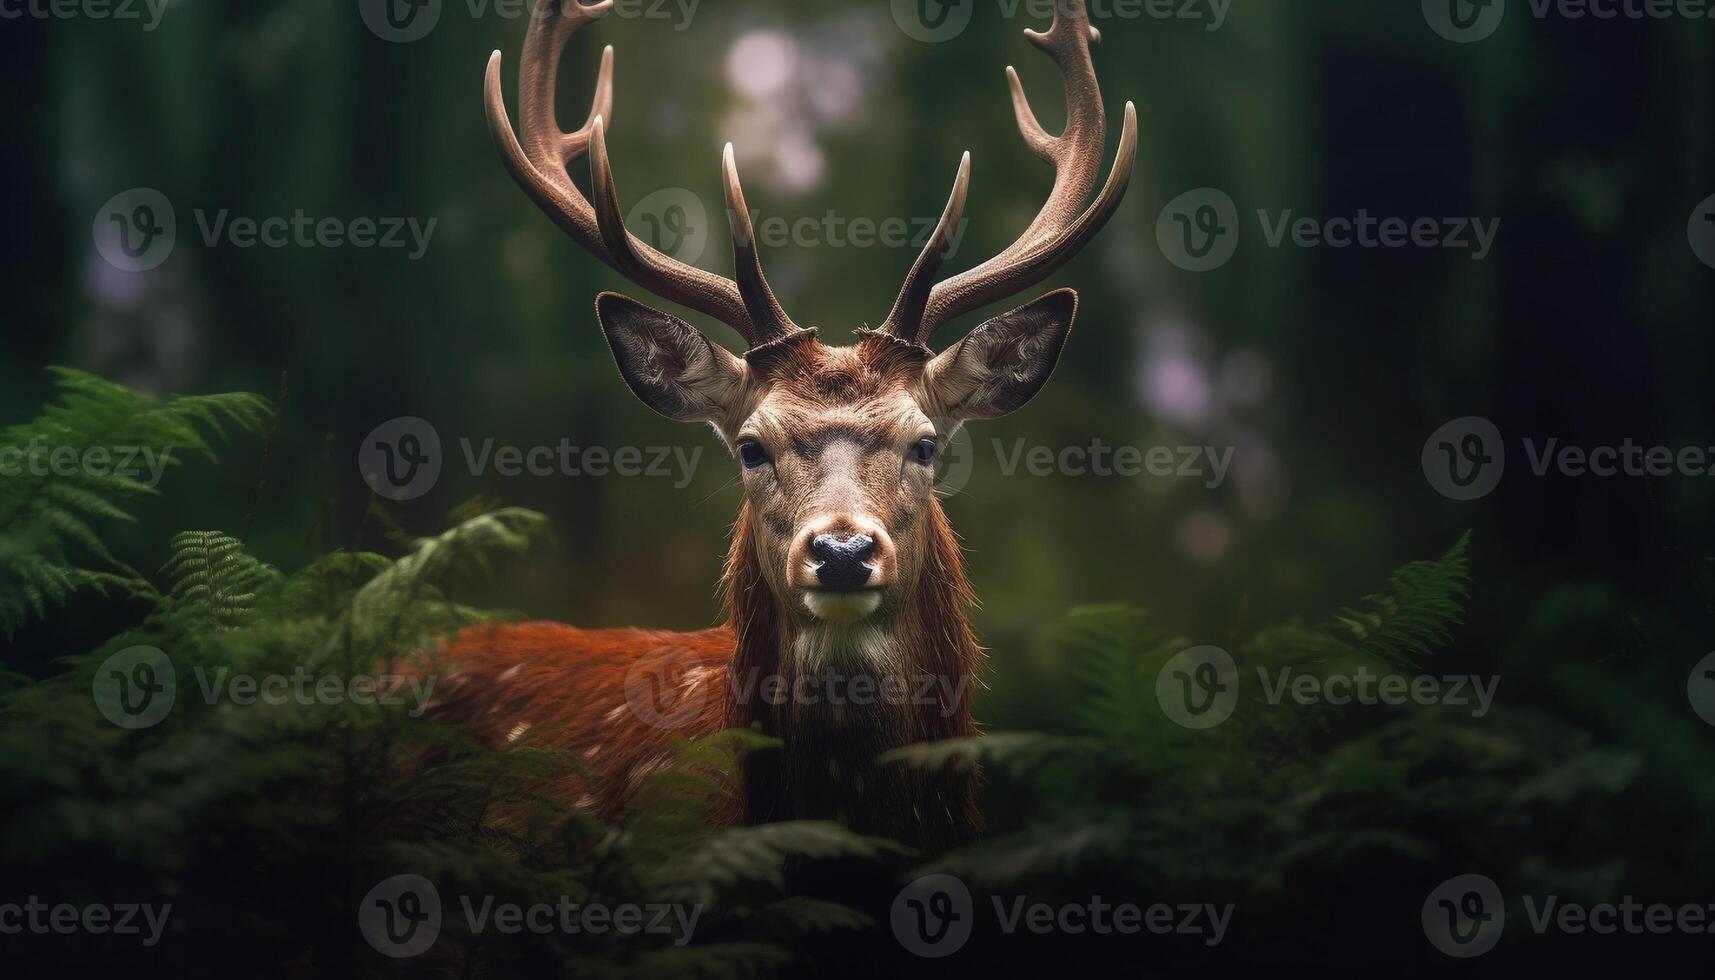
810,534,876,590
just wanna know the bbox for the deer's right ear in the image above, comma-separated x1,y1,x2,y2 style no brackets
596,292,747,422
920,289,1077,422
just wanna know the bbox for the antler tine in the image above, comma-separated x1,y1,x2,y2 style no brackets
721,144,795,342
485,0,780,345
914,0,1137,343
517,0,611,160
880,152,970,343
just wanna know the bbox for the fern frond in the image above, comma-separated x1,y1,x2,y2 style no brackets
344,508,550,652
655,822,910,903
739,896,872,935
918,818,1129,888
0,369,269,637
1330,531,1471,668
161,531,280,631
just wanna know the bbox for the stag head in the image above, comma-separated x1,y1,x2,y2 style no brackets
485,0,1135,626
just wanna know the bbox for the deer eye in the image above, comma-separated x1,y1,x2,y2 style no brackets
737,439,770,469
912,438,938,465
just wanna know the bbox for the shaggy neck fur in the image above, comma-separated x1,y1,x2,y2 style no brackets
722,500,983,852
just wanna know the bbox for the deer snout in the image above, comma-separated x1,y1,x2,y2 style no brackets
789,519,895,593
810,533,876,589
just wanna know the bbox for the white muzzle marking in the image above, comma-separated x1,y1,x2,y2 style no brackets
802,590,882,624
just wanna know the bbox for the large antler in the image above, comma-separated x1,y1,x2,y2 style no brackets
883,0,1138,347
484,0,796,346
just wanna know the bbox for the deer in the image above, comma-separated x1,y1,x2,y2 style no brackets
430,0,1135,854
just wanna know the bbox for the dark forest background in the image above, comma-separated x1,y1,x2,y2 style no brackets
2,0,1712,973
4,0,1712,706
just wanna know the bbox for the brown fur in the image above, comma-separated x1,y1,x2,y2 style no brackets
427,336,985,853
467,0,1119,856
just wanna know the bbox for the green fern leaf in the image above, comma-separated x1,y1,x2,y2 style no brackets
0,369,269,637
1330,531,1471,668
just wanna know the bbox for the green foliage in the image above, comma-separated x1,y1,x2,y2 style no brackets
162,530,280,631
0,502,886,976
887,532,1694,959
0,372,896,978
1331,530,1471,669
0,368,269,637
3,375,1709,973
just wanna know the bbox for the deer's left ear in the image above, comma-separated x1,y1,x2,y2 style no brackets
596,292,748,423
921,289,1077,421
